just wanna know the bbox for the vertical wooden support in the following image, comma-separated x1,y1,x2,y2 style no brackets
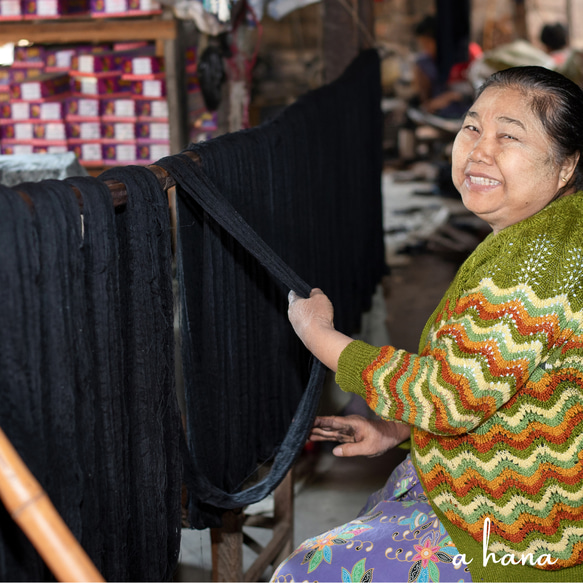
163,14,188,154
272,469,294,567
211,509,245,582
210,469,295,582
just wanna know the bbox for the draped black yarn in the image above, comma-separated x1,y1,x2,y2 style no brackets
0,169,181,581
163,49,386,528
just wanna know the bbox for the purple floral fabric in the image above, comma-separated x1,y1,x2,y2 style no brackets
271,456,472,582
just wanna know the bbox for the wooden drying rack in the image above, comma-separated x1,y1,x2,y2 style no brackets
4,153,295,582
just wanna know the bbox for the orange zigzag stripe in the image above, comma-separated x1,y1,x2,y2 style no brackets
423,463,583,498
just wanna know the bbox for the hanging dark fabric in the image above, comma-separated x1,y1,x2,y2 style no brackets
165,48,386,528
0,168,181,581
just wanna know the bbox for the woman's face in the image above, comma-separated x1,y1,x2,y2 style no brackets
451,86,567,234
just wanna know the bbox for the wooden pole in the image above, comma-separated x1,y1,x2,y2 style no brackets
0,426,104,582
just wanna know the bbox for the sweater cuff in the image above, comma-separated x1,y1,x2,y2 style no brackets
335,339,382,400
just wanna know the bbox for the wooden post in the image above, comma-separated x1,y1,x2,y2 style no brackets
211,509,245,582
210,469,295,582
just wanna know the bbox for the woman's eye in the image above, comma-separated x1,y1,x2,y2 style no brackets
464,125,478,133
502,134,517,140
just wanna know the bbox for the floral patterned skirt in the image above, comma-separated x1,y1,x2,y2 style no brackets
271,455,472,583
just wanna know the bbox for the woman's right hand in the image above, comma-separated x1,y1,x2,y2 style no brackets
309,415,410,457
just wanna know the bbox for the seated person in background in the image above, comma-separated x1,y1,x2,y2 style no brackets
540,22,570,66
273,65,583,583
411,15,475,120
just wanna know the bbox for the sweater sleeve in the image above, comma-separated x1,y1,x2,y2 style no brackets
335,277,582,436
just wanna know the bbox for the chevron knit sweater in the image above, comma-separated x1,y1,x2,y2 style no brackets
336,192,583,582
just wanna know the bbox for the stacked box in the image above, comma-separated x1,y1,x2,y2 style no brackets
90,0,161,17
0,40,179,168
69,141,103,166
121,54,164,79
12,45,45,68
22,0,89,18
11,72,70,100
4,71,70,154
0,0,22,19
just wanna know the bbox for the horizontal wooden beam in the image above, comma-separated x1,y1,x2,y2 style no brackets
0,16,177,45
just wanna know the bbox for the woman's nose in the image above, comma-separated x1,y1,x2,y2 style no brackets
468,136,494,163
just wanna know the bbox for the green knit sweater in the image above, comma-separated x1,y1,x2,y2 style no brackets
336,192,583,582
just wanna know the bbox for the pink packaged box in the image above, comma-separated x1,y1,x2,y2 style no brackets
135,120,169,141
131,78,165,99
45,46,88,72
12,45,45,67
102,120,135,142
9,68,44,85
22,0,89,18
100,97,136,120
135,98,168,120
66,120,102,141
3,98,66,122
65,96,100,120
2,121,66,141
136,140,169,163
121,55,164,79
70,74,131,96
1,142,35,155
102,142,137,165
34,143,68,154
71,52,125,76
0,0,22,19
69,141,103,166
11,72,70,101
90,0,160,17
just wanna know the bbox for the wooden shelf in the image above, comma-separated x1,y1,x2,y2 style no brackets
0,16,177,45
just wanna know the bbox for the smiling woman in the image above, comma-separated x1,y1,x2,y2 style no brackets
274,66,583,583
452,68,581,234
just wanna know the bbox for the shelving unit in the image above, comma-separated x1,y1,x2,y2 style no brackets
0,13,189,162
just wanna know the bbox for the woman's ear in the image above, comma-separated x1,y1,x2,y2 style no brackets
560,152,580,185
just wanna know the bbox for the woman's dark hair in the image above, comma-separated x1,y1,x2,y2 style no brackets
475,66,583,195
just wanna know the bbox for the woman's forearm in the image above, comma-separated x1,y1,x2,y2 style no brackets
288,289,353,371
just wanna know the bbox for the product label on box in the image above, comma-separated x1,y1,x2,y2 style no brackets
114,122,134,140
116,143,136,161
38,0,59,15
1,0,21,15
132,57,152,76
54,49,76,69
81,142,102,160
142,79,163,97
21,82,41,100
11,102,30,119
42,122,66,140
15,123,33,140
81,121,101,139
105,0,125,11
78,77,98,95
41,102,62,120
104,98,135,117
79,98,99,117
78,55,95,74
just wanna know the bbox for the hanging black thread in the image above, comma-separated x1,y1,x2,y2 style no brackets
0,168,182,582
161,49,386,529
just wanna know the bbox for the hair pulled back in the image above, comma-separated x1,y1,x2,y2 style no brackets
476,66,583,195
